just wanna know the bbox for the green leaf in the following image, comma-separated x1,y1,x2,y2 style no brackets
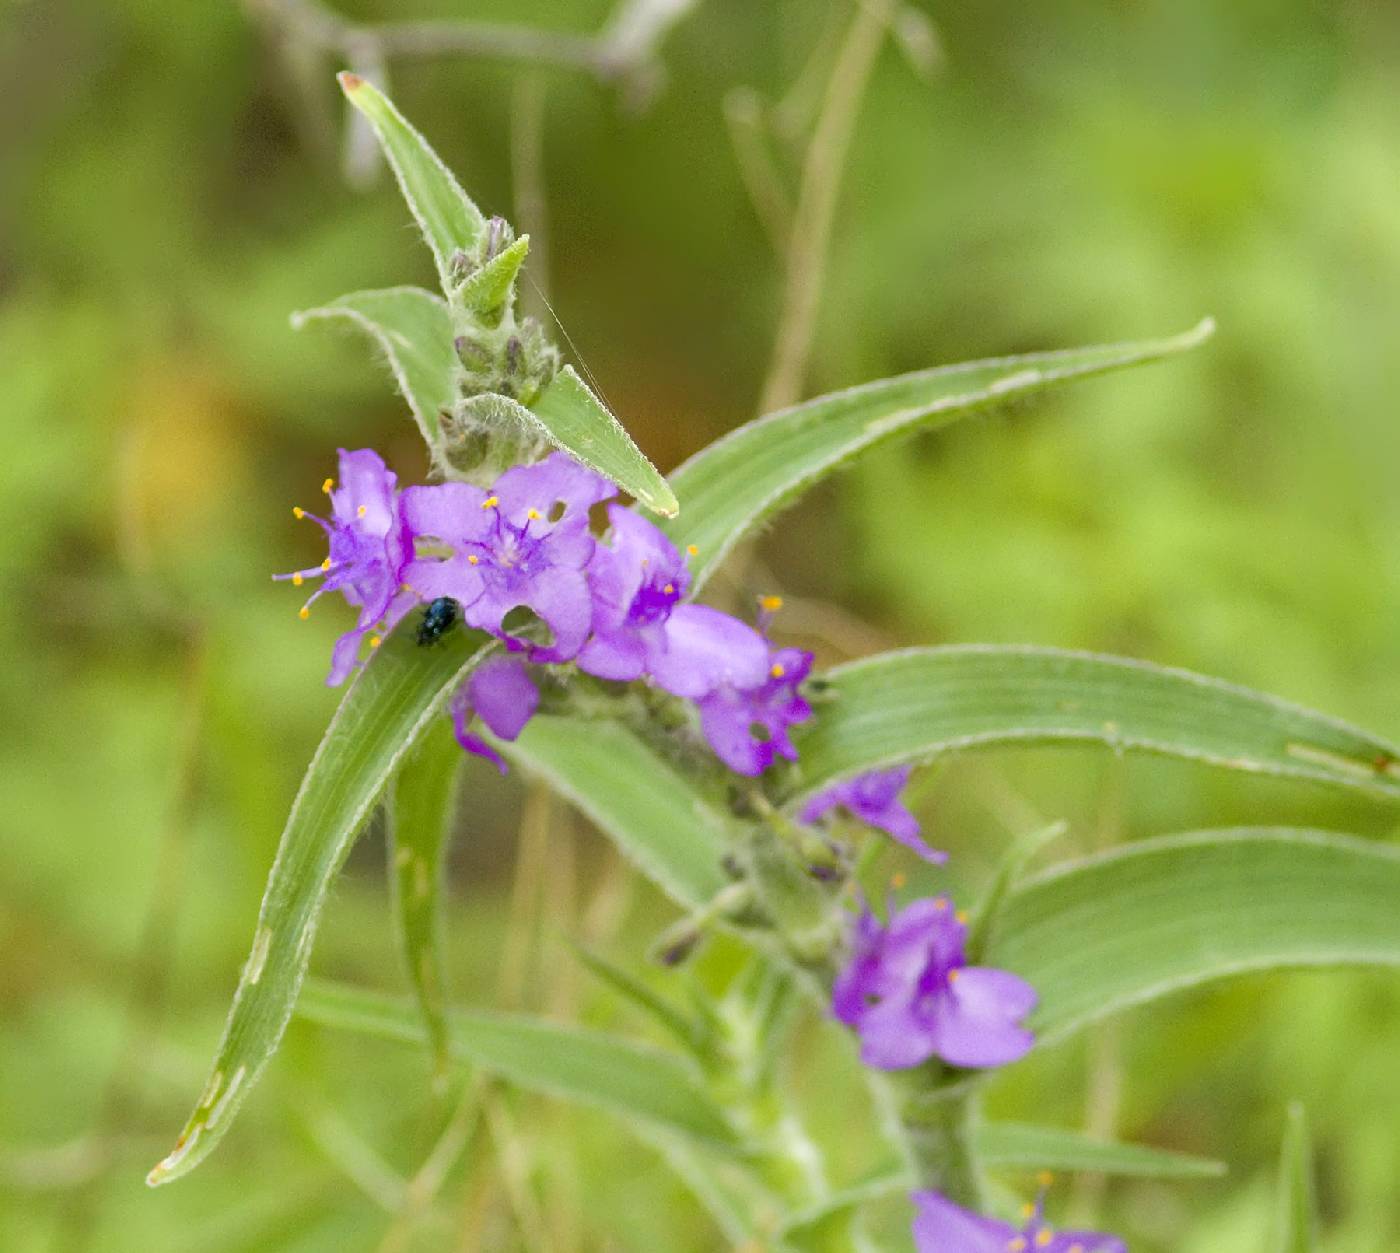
663,320,1214,591
454,234,531,317
387,715,463,1076
504,714,731,909
572,943,704,1053
529,366,678,516
1270,1103,1316,1253
338,74,485,292
297,979,740,1151
973,1121,1225,1179
147,628,490,1187
787,646,1400,804
988,828,1400,1043
292,286,457,447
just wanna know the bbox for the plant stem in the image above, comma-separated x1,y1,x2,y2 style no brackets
881,1067,985,1209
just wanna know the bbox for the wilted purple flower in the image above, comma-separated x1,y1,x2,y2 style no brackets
695,646,814,775
450,655,540,773
799,766,946,864
911,1190,1125,1253
275,448,417,687
832,895,1036,1070
577,506,770,698
401,453,614,662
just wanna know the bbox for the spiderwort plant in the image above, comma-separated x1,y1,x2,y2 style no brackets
150,75,1400,1253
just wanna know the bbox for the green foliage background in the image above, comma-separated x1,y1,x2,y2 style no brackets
3,0,1399,1248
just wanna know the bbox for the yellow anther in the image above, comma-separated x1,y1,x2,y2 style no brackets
759,595,784,612
369,635,382,649
934,897,949,911
1036,1170,1054,1188
1035,1232,1052,1248
1020,1203,1035,1221
890,871,907,890
481,495,499,509
468,554,480,565
1008,1239,1027,1252
686,544,699,556
322,478,333,494
770,662,786,679
291,573,304,587
527,508,541,520
947,968,961,984
298,606,310,620
401,583,414,594
356,504,367,518
956,909,969,925
292,506,305,519
1067,1245,1085,1253
321,557,332,571
664,583,676,596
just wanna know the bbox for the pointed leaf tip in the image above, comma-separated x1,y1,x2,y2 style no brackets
339,71,363,92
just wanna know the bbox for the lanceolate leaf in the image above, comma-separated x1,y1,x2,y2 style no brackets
787,646,1400,804
292,286,457,447
387,715,463,1075
147,629,489,1187
530,366,678,516
663,320,1215,592
987,828,1400,1043
973,1122,1225,1179
338,73,485,293
504,714,732,909
297,979,739,1151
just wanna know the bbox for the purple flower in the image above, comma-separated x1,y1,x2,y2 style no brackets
911,1190,1125,1253
401,453,614,662
695,646,814,775
799,766,946,864
275,448,417,686
450,655,540,773
577,506,770,697
832,895,1036,1070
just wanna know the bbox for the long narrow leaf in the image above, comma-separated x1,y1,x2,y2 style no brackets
387,715,463,1074
339,74,485,292
663,321,1214,591
292,286,457,447
297,979,739,1151
787,646,1400,803
988,828,1400,1043
973,1121,1225,1179
147,629,489,1186
1270,1103,1316,1253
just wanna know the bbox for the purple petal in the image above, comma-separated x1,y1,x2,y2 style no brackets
331,447,398,534
402,555,484,607
400,481,491,545
469,656,539,741
577,625,649,682
1043,1230,1127,1253
855,996,940,1070
519,567,595,662
493,452,614,528
910,1192,1017,1253
696,690,771,775
647,605,769,699
928,967,1037,1068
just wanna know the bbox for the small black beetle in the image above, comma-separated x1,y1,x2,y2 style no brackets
416,596,460,646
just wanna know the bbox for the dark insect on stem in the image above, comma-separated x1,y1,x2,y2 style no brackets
416,597,460,646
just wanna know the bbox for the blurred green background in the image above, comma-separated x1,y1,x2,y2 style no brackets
4,0,1400,1248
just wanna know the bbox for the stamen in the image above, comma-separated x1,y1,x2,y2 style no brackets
356,504,367,518
934,898,949,912
956,909,969,925
321,557,332,571
298,606,310,620
663,583,675,596
292,506,305,519
770,662,786,679
526,508,541,520
322,478,334,494
1020,1203,1035,1221
947,968,960,984
686,544,699,556
1007,1239,1027,1252
292,574,304,587
468,555,480,565
1036,1170,1054,1188
890,871,907,890
481,495,499,509
369,635,382,648
759,594,784,612
1035,1232,1052,1248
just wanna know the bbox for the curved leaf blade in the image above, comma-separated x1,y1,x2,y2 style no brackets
338,74,485,292
531,366,678,516
973,1122,1225,1179
292,286,457,447
987,828,1400,1043
147,628,488,1186
387,715,463,1075
504,715,732,909
664,320,1214,591
787,646,1400,803
297,979,739,1151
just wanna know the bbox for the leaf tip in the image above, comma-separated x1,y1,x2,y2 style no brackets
338,70,364,94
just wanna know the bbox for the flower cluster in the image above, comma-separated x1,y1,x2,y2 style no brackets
278,448,811,771
912,1190,1125,1253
